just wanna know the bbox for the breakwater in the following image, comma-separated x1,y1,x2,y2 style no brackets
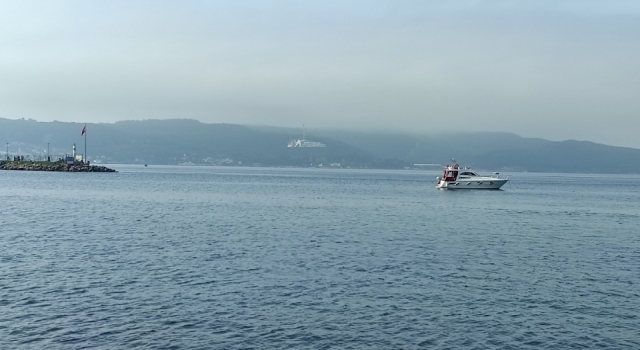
0,161,116,172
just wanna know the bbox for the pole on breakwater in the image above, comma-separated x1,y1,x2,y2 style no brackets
82,124,87,163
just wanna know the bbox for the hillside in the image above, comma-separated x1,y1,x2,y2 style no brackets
0,118,403,168
2,118,640,173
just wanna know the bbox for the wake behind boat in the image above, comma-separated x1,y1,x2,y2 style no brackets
436,159,508,190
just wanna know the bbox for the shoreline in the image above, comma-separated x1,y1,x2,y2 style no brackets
0,161,117,173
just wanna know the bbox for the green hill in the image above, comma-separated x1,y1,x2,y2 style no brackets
0,118,403,168
2,118,640,173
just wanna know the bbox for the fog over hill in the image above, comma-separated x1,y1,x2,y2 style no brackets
2,118,640,173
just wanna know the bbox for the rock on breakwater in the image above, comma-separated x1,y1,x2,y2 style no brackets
0,161,117,172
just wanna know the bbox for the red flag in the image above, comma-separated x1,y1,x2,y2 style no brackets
81,125,86,136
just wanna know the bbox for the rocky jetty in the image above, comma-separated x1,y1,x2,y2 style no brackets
0,161,117,172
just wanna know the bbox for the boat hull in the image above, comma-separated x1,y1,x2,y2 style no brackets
436,179,508,190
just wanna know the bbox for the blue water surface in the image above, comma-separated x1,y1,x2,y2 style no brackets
1,166,639,349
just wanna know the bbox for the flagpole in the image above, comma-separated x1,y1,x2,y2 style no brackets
84,123,87,164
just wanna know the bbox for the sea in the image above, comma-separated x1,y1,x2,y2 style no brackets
1,165,639,349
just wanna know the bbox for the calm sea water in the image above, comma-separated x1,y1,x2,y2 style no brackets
1,165,639,349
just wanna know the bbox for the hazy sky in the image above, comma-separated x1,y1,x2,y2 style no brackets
2,0,639,147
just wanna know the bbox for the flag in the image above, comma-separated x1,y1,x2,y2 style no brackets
81,125,86,136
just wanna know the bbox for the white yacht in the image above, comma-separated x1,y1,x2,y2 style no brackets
436,160,508,190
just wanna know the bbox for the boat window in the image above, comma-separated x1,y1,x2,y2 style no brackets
459,172,476,176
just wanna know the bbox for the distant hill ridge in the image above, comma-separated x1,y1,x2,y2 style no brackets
1,118,639,173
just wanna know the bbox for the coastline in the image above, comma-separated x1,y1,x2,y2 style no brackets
0,161,117,173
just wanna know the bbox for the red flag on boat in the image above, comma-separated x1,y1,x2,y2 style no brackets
81,125,86,136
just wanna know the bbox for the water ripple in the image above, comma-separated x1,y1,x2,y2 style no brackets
1,167,639,348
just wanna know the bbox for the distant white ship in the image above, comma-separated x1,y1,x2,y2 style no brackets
287,125,326,148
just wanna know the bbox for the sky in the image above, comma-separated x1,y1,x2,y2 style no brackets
1,0,640,147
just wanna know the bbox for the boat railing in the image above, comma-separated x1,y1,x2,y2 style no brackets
491,173,509,180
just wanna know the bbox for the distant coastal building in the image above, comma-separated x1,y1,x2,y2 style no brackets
64,143,85,165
